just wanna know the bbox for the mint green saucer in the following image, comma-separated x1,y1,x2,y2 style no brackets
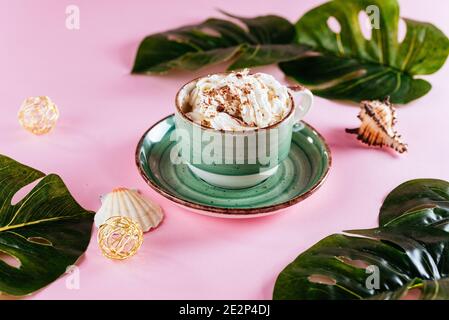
136,114,331,218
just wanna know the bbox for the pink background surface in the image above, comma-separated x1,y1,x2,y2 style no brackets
0,0,448,299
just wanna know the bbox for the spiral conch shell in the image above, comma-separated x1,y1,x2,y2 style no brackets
95,188,163,232
346,98,408,153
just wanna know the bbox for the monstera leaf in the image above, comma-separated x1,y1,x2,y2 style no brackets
131,12,308,74
279,0,449,103
273,179,449,300
379,179,449,227
0,155,93,296
131,1,449,103
370,278,449,300
273,226,449,299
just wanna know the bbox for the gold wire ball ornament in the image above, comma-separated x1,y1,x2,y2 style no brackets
97,216,144,260
18,96,59,135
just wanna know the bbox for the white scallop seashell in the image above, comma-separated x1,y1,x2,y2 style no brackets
95,188,163,232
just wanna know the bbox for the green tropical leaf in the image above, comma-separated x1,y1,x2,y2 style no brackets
0,155,94,296
131,12,308,74
279,0,449,103
379,179,449,227
273,179,449,300
370,278,449,300
273,226,449,299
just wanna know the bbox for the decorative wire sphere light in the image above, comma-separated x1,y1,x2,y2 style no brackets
18,96,59,135
97,216,143,260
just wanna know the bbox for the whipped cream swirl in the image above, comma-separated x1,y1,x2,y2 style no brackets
184,69,291,131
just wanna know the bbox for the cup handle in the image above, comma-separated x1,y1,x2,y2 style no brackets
288,85,313,124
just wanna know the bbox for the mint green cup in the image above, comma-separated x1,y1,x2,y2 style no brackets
173,78,313,189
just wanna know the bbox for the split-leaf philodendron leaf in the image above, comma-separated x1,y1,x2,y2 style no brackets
132,1,449,104
0,155,94,296
379,179,449,227
273,179,449,300
132,12,308,74
369,278,449,300
280,0,449,103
